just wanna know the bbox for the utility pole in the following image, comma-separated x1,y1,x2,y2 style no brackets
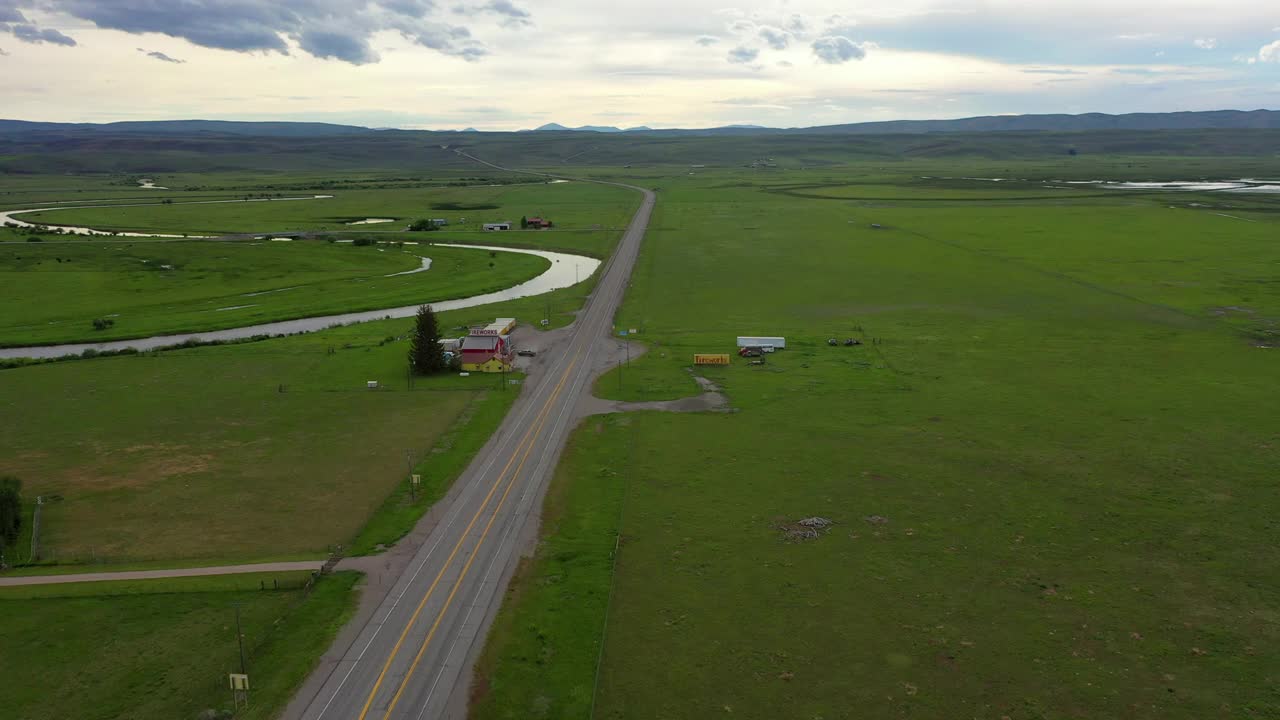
406,451,416,501
234,604,247,675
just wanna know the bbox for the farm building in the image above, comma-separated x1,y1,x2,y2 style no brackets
460,318,516,372
736,336,786,350
483,222,512,231
429,218,448,227
525,216,553,229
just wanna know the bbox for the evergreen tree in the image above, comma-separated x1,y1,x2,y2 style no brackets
520,215,528,229
409,305,447,375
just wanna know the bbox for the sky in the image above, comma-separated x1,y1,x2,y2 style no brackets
1,0,1279,130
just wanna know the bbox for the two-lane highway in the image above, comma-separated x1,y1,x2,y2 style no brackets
292,171,653,720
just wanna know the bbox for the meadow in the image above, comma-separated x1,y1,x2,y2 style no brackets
474,163,1280,719
15,181,637,236
0,571,360,720
0,240,548,345
0,170,635,569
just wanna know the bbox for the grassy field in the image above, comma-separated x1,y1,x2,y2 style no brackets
0,174,629,568
475,164,1280,719
0,571,360,720
17,182,637,236
0,240,548,345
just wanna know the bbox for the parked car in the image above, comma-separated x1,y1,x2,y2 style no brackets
517,349,537,357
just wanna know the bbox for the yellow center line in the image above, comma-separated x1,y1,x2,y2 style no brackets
378,353,572,718
356,348,584,720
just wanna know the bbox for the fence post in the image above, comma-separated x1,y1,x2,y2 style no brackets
29,496,42,563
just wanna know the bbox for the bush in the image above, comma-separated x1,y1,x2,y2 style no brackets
0,475,23,563
352,237,377,247
407,219,440,232
91,317,115,331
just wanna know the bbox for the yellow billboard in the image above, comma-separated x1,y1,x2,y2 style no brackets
694,354,731,365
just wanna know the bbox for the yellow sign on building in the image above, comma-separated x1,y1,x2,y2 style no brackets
694,354,731,365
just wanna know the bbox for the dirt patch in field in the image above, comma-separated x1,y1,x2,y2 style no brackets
52,444,217,491
583,372,731,416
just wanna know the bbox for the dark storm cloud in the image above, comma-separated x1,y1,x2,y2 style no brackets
297,29,378,63
0,0,25,23
10,23,77,46
31,0,488,62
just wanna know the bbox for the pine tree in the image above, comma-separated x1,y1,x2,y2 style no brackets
409,305,446,375
520,215,528,229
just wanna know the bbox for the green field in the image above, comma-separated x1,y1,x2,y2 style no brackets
475,165,1280,719
5,136,1280,720
16,182,636,236
0,240,548,345
0,571,360,720
0,170,633,569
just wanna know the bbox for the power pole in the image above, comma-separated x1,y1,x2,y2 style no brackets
406,451,416,501
234,604,247,675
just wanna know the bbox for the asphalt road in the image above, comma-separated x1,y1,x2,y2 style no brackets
290,170,653,720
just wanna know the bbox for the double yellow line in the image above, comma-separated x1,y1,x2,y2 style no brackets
357,346,585,720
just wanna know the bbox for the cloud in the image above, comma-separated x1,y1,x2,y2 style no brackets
811,36,865,64
757,25,790,50
783,14,808,34
0,2,24,23
1259,40,1280,63
1115,32,1157,41
695,34,719,46
138,48,185,63
298,29,378,64
1193,37,1217,50
27,0,486,63
777,59,793,68
0,46,7,55
460,0,532,28
1021,68,1086,75
727,45,758,64
9,23,77,46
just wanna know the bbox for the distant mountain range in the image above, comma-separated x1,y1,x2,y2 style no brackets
522,123,654,133
2,109,1278,139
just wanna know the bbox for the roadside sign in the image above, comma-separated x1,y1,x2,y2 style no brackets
508,379,521,385
618,330,628,336
694,354,731,365
629,328,638,334
411,474,421,486
230,674,249,690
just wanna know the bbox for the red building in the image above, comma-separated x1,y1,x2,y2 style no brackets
460,318,516,372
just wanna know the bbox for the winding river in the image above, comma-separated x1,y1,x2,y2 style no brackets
0,194,337,238
0,192,602,359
